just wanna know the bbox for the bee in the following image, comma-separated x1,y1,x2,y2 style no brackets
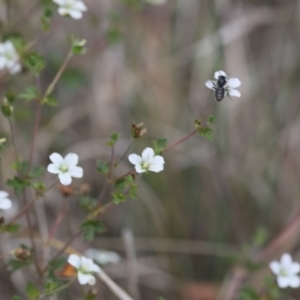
213,75,227,102
205,71,241,101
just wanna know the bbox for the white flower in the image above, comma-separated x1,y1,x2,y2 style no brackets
205,70,241,98
128,147,165,173
84,249,121,266
52,0,87,19
144,0,167,5
0,41,21,74
68,254,101,285
0,191,12,210
47,153,83,185
269,253,300,288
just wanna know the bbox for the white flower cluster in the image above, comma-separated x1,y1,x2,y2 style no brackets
270,253,300,288
0,41,21,74
52,0,87,19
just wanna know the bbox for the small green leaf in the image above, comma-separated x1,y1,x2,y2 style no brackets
26,282,40,300
24,53,46,76
11,296,21,300
7,176,31,195
45,280,58,295
112,191,126,204
80,219,106,242
197,126,213,140
152,138,167,154
79,196,97,212
0,223,20,234
96,161,110,175
29,166,45,178
208,115,215,124
40,7,53,31
11,160,29,173
42,94,58,106
19,86,38,101
31,181,46,197
107,132,120,147
71,37,87,55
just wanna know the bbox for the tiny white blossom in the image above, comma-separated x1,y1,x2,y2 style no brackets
85,249,121,266
128,147,165,173
0,191,12,210
52,0,87,19
0,41,21,74
47,152,83,185
68,254,101,285
144,0,167,5
269,253,300,288
205,70,241,99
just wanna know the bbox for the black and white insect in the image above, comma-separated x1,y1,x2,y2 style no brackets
205,71,241,102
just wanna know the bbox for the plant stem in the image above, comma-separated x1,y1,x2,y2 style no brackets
8,117,19,160
114,138,133,167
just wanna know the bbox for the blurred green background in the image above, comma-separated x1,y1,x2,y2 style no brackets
1,0,300,299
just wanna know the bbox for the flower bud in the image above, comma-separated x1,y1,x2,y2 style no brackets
131,123,147,139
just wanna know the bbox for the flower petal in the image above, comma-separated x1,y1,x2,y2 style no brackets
277,276,289,288
128,154,142,166
58,7,71,15
64,153,79,167
78,272,95,285
291,262,300,274
214,70,227,79
9,63,21,74
68,254,81,268
53,0,66,4
49,153,64,166
228,89,241,98
74,1,87,11
0,198,12,210
0,191,9,199
59,173,72,185
141,147,155,162
281,253,293,268
149,156,165,173
289,276,300,288
227,78,241,88
205,80,215,90
69,166,83,178
0,57,6,69
47,163,60,174
69,9,83,19
269,261,280,274
135,165,146,173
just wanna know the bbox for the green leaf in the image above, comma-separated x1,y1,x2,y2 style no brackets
11,160,29,173
26,282,40,300
80,219,106,242
107,132,120,147
79,196,97,212
42,94,58,106
40,7,53,31
238,287,259,300
29,166,45,178
7,176,31,195
112,191,126,204
24,53,46,76
96,161,110,175
11,296,21,300
19,86,38,101
71,37,87,55
197,127,213,140
152,138,167,154
208,115,215,124
0,223,20,234
45,280,58,295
